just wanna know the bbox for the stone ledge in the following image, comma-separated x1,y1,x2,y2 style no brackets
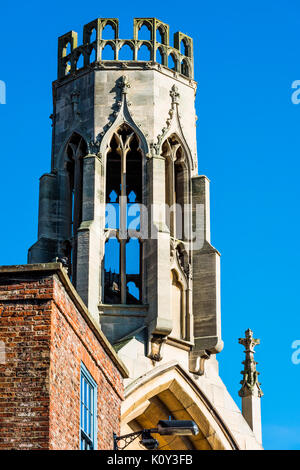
99,303,148,318
54,64,197,90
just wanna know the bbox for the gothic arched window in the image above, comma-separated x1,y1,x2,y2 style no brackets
64,133,87,283
104,124,143,305
163,135,189,241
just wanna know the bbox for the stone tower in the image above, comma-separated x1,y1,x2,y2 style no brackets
28,18,262,450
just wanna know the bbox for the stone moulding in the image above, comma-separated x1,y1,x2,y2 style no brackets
150,84,195,172
123,361,240,450
97,75,150,160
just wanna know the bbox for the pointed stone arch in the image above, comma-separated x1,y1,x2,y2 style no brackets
99,76,149,159
101,119,149,160
161,130,193,174
121,362,239,450
56,129,89,171
104,123,145,305
58,132,88,282
162,133,191,242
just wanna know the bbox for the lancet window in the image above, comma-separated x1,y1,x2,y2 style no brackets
163,134,189,242
104,124,143,305
63,133,87,284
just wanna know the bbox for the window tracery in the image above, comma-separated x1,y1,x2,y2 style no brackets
104,124,143,305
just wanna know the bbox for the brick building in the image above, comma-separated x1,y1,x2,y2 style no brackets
0,264,128,450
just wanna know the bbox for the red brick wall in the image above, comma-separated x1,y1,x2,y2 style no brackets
49,274,123,450
0,267,125,450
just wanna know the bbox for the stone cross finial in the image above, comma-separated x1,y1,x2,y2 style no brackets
238,329,263,398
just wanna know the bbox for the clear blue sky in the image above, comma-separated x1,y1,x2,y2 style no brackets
1,0,300,450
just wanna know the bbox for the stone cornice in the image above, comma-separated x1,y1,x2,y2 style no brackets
53,62,197,91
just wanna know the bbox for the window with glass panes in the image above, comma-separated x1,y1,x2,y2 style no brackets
104,124,143,306
80,364,97,450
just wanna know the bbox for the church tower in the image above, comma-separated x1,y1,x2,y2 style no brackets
28,18,262,450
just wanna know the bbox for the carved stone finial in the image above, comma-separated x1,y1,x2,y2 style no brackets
238,329,263,398
87,138,101,156
118,75,131,94
170,84,180,106
149,142,160,157
150,85,181,157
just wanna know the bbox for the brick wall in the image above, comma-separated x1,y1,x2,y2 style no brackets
0,264,127,450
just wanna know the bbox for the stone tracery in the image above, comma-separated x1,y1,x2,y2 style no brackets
58,18,194,79
104,124,143,305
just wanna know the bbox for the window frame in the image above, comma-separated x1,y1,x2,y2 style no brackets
80,362,98,450
104,125,143,305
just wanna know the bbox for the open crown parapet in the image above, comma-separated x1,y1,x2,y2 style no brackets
57,18,194,80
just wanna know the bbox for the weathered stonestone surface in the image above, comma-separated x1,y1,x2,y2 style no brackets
0,264,128,450
192,176,223,354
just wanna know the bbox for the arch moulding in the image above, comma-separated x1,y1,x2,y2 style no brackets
121,361,239,450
